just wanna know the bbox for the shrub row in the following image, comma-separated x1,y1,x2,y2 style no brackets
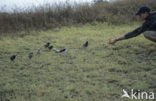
0,0,156,34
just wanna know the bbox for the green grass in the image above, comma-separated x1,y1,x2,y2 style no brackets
0,22,156,101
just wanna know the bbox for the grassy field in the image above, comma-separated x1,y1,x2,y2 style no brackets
0,22,156,101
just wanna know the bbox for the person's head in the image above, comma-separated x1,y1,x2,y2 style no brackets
136,6,150,20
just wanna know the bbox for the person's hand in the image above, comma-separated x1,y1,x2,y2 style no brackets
108,39,117,45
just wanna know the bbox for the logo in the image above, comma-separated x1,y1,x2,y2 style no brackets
121,89,155,100
122,89,131,99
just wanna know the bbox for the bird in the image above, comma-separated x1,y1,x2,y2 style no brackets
59,48,67,53
48,45,53,50
44,42,50,48
53,48,60,53
10,55,16,61
83,41,88,47
37,48,41,54
28,52,33,59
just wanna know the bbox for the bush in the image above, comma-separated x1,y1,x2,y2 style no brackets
0,0,156,34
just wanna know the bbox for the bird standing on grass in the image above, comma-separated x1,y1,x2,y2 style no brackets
10,55,16,61
37,48,41,54
44,42,50,48
83,41,88,47
59,48,67,53
53,48,60,53
28,52,33,59
48,45,53,51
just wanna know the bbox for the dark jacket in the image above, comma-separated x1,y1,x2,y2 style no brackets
125,11,156,39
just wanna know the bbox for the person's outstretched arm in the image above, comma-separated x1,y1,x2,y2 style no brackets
109,35,126,44
109,20,152,45
109,27,145,45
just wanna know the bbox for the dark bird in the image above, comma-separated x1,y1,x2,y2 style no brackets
10,55,16,61
83,41,88,47
48,45,53,50
59,48,67,53
28,52,33,59
44,42,50,48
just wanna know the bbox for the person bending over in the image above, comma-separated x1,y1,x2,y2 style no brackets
109,6,156,44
